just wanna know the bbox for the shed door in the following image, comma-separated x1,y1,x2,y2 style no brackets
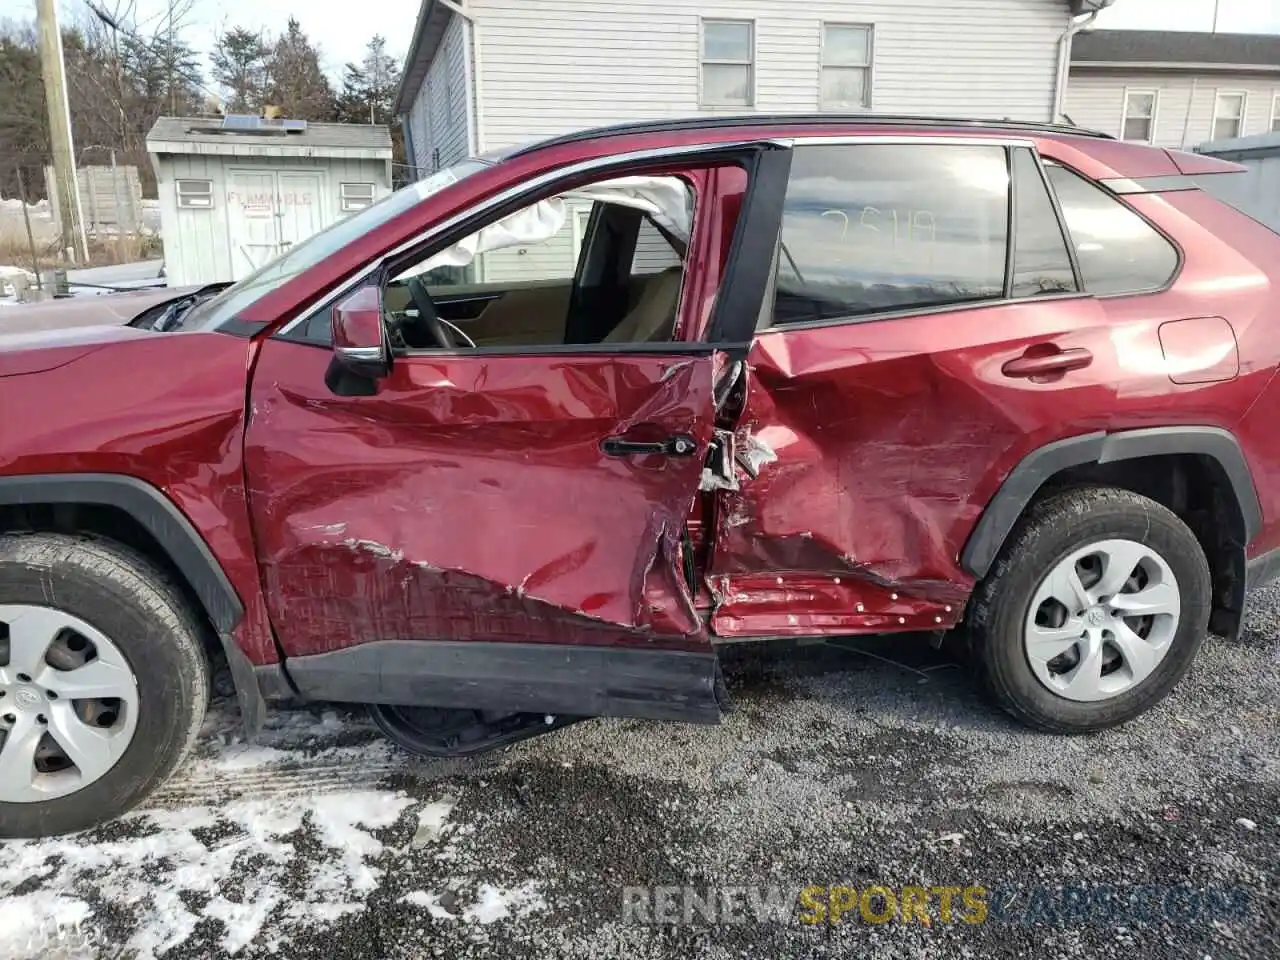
277,172,325,252
227,171,281,279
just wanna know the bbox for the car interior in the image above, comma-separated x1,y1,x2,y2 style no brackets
381,175,693,351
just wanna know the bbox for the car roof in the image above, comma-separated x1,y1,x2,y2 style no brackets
502,114,1114,160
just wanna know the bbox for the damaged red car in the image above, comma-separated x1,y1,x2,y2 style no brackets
4,114,1280,837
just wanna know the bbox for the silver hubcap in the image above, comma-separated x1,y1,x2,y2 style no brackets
0,605,139,802
1023,539,1180,703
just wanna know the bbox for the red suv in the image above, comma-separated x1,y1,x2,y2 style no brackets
4,115,1278,838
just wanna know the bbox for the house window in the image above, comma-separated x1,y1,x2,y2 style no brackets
175,179,213,209
1213,92,1247,140
1271,94,1280,133
1121,90,1156,142
340,182,376,212
701,20,754,107
821,24,873,110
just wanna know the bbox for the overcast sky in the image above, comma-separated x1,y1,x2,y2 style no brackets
1,0,1278,79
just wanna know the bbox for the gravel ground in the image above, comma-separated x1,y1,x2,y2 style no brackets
4,586,1278,960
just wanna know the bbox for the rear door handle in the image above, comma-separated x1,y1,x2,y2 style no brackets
1002,347,1093,378
601,434,698,458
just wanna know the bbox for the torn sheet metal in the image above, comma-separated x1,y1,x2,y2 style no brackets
244,341,717,657
698,430,739,492
707,332,1018,637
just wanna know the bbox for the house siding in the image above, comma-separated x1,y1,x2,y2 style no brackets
1065,70,1280,149
469,0,1072,151
406,14,472,175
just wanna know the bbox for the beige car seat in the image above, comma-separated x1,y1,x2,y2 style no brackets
602,267,684,344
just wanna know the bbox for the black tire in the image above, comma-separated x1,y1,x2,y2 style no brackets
0,533,209,838
968,486,1211,733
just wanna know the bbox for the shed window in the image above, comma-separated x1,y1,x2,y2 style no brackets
701,20,754,107
821,24,873,110
341,182,376,212
176,179,213,209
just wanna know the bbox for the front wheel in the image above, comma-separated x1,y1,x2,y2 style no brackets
0,534,209,838
968,486,1212,733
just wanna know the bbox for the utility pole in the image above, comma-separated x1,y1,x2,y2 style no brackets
35,0,88,263
1212,0,1222,32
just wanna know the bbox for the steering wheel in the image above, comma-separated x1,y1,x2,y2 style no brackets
406,276,460,349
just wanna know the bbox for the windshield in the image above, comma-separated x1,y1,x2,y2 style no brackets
176,160,491,331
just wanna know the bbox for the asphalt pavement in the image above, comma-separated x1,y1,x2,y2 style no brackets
3,585,1277,960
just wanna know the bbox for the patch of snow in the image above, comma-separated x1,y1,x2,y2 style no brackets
400,882,547,925
401,890,457,920
411,800,455,847
213,743,293,771
0,790,414,957
0,893,93,960
464,882,547,924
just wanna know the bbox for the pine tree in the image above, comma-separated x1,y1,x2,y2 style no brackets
335,35,401,126
211,27,270,114
266,18,334,121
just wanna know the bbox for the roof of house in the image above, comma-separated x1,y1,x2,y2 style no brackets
1072,29,1280,71
394,0,1098,118
146,117,393,158
394,0,454,116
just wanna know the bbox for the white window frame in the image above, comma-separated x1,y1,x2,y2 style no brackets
1120,88,1158,143
1271,92,1280,133
175,179,213,210
1212,90,1248,141
699,19,755,108
340,182,376,213
820,23,874,111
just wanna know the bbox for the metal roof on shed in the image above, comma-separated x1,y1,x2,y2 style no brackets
146,117,393,159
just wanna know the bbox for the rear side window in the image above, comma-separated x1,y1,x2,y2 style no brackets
773,143,1009,324
1011,149,1078,297
1044,163,1179,295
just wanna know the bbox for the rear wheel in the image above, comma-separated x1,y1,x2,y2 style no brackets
969,487,1211,733
369,704,581,758
0,533,209,838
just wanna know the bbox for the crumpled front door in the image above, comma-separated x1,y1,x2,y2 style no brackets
244,339,720,658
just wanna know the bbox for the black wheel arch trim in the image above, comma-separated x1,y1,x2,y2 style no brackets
0,473,245,634
961,426,1263,579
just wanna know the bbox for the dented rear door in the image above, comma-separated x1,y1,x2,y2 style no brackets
243,343,719,656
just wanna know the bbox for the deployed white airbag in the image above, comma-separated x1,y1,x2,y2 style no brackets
398,175,690,280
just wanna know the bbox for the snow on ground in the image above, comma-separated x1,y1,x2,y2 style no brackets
0,703,548,960
0,597,1277,960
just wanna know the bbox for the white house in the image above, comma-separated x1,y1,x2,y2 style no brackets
393,0,1107,283
1065,30,1280,149
146,117,393,286
394,0,1110,168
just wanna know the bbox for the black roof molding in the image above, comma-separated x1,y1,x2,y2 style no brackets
503,114,1112,160
1073,29,1280,70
